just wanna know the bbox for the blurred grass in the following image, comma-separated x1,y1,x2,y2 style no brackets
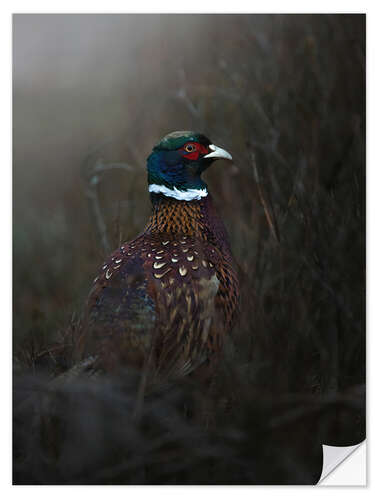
13,14,365,484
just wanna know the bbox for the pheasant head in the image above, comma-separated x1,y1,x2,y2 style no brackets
147,131,232,201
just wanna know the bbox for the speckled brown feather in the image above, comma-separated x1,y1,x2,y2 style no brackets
80,194,239,384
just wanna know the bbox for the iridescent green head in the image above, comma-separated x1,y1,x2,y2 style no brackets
147,131,232,201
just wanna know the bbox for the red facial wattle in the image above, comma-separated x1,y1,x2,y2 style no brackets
179,142,209,161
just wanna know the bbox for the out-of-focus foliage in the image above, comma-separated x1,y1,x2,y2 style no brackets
13,14,365,484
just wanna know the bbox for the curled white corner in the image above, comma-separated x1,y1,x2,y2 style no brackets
318,441,366,485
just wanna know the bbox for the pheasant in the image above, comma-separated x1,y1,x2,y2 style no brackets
78,131,239,390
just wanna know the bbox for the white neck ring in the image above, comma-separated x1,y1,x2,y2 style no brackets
148,184,208,201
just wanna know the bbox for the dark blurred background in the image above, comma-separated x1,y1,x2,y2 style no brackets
13,14,365,484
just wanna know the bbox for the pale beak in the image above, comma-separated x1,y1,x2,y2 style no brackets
203,144,232,161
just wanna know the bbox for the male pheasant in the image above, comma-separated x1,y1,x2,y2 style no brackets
79,131,239,387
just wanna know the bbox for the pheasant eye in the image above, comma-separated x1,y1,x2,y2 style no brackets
184,144,196,153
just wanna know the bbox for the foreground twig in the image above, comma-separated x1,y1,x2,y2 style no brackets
251,151,280,244
83,156,134,254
